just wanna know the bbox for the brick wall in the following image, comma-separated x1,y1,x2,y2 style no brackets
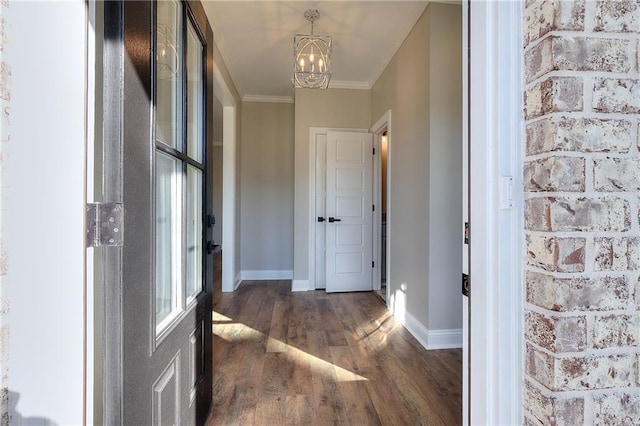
524,1,640,424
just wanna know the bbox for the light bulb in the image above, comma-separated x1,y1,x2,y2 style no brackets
299,58,305,71
318,58,324,71
309,52,315,63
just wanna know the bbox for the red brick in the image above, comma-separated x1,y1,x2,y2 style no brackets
525,77,583,119
525,197,630,232
594,237,640,271
594,158,640,191
557,354,636,391
593,78,640,114
526,235,585,273
594,0,640,32
524,156,585,192
525,380,585,425
526,117,633,155
524,0,585,46
525,310,586,352
594,393,640,425
526,36,633,83
592,314,640,349
526,271,630,312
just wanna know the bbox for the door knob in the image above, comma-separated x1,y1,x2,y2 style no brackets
328,217,341,223
317,217,326,223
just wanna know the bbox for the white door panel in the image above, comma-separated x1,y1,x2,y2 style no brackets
315,135,327,288
326,131,373,293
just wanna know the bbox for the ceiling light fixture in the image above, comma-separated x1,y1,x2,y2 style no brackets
293,9,332,89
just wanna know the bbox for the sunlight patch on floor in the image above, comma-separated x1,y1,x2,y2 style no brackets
213,311,233,322
213,312,368,382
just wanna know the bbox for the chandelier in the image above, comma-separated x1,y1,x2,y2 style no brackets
293,9,332,89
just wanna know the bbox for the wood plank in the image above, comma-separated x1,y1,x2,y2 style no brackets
285,395,315,426
207,274,462,426
316,298,349,346
266,298,289,353
254,352,287,425
306,330,350,426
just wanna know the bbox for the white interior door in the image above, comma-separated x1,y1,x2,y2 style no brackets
325,131,374,293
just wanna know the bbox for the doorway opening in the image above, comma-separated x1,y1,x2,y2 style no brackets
371,110,391,306
378,131,388,302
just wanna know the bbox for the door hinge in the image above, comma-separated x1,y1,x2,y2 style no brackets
373,147,376,155
464,222,469,245
86,203,124,247
462,273,470,297
372,204,375,212
372,261,375,268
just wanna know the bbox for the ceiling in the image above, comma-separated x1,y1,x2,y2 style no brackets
202,1,430,103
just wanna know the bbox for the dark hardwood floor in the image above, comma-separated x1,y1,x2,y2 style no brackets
207,253,462,425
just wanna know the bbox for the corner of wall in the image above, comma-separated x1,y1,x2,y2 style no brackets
523,1,640,424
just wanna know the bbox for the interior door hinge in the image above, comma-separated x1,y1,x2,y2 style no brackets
372,204,375,212
464,222,470,245
372,261,375,268
86,203,124,247
373,147,376,155
462,273,470,297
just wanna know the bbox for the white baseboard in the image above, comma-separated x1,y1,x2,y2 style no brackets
240,270,293,281
291,280,310,292
234,272,242,290
404,311,463,350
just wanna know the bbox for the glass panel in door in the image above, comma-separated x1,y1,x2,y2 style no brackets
186,20,204,163
155,151,182,327
156,0,182,149
186,165,203,300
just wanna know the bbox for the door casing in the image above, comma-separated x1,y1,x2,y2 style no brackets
465,1,524,424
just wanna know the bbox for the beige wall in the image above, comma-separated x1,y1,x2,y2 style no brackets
241,101,295,272
212,144,223,247
426,4,463,330
293,88,371,282
371,3,462,330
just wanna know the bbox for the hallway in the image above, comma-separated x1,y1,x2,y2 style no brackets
208,255,462,425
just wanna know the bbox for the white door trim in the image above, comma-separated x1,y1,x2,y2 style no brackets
370,110,391,302
308,127,369,292
213,64,239,292
467,1,523,424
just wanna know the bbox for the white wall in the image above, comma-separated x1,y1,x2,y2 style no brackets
3,1,87,423
240,102,294,276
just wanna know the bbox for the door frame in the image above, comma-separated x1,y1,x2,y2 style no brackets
307,127,369,292
370,110,392,303
466,1,523,424
213,64,240,292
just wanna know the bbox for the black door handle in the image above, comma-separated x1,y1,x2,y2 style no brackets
207,241,216,254
317,217,326,223
328,217,342,223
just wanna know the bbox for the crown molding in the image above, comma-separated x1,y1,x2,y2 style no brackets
328,80,371,90
242,95,294,104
